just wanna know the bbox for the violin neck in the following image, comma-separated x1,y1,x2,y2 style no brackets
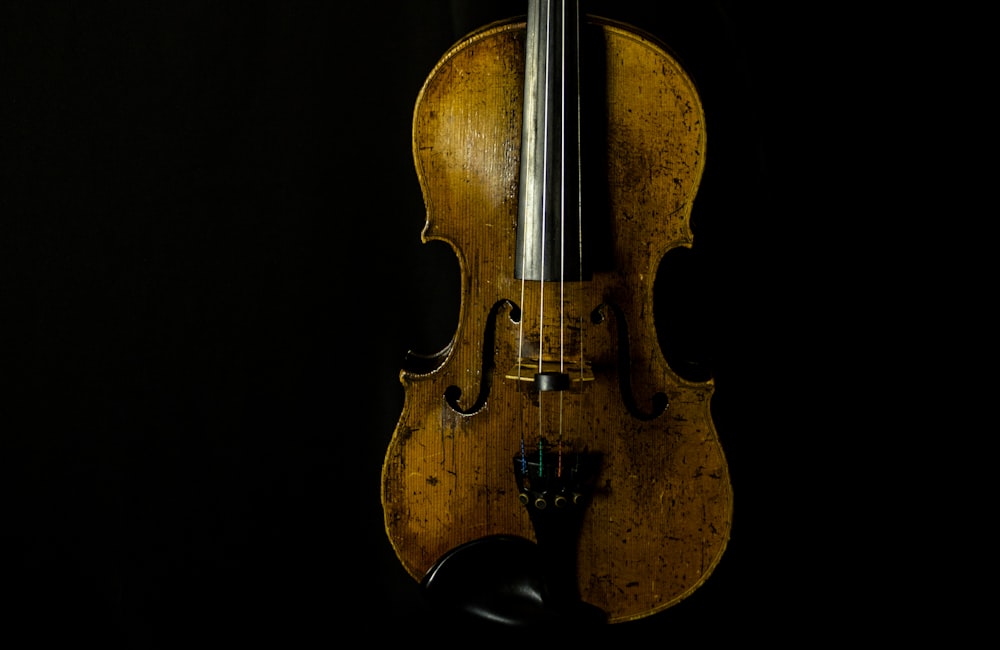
515,0,586,282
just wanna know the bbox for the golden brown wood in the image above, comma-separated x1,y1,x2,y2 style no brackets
381,15,732,624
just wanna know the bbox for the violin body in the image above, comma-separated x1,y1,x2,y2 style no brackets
381,12,731,624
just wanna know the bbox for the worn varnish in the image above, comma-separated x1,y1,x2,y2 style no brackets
381,12,732,624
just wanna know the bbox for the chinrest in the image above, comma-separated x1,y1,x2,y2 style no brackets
420,535,607,628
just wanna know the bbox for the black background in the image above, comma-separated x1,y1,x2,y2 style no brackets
2,0,869,644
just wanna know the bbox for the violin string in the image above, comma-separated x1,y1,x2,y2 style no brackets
519,0,545,478
556,0,569,477
572,0,586,464
536,0,556,478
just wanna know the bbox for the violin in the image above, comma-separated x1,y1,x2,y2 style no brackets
381,0,732,624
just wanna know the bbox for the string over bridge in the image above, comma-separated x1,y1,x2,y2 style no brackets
505,359,594,391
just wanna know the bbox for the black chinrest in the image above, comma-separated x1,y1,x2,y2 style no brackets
420,535,606,628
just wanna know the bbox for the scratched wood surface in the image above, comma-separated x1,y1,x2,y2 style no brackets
381,15,732,624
